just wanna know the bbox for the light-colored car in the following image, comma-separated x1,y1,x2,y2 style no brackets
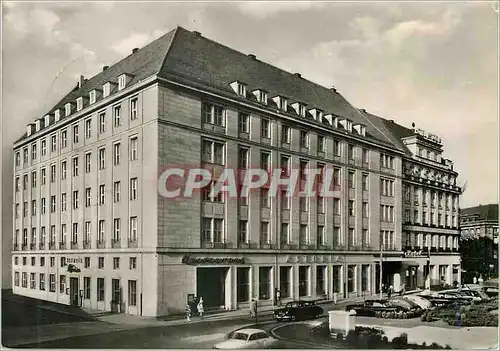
213,328,276,349
403,295,433,309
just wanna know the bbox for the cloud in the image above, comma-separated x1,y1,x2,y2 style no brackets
236,1,325,19
111,30,163,55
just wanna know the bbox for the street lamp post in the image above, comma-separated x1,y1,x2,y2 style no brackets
379,243,383,300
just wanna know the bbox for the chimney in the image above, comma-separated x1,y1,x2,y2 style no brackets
132,48,139,54
192,31,201,37
360,109,366,113
330,86,337,93
248,54,256,60
78,75,85,88
294,73,302,78
103,66,109,71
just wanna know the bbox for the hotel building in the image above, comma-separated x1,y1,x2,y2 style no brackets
11,27,461,316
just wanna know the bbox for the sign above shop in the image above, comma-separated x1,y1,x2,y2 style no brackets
181,255,246,265
66,257,84,264
403,250,428,258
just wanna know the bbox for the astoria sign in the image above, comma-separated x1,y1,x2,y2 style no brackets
181,255,246,265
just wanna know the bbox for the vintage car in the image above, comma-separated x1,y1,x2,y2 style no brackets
387,297,424,316
273,301,323,322
480,286,499,298
213,328,276,349
417,291,472,306
402,294,433,310
345,299,402,317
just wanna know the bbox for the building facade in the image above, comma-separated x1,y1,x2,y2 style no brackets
460,204,499,281
11,27,461,317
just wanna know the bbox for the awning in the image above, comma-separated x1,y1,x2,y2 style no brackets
401,260,420,267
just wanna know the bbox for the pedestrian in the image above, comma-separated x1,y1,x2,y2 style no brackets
185,304,191,322
401,283,406,296
478,275,484,285
388,285,393,298
197,297,204,317
473,275,478,284
249,299,257,324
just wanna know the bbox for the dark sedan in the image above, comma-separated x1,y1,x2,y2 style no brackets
274,301,323,322
345,299,401,317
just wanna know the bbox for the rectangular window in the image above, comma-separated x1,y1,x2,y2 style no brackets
237,267,250,303
113,218,121,242
84,277,91,299
281,125,290,144
59,275,66,293
41,139,47,156
348,171,355,189
130,178,138,200
72,157,79,177
130,137,138,161
72,190,79,209
261,118,270,138
73,125,79,144
361,265,369,291
51,135,57,152
97,278,105,301
128,280,137,306
317,135,325,152
202,102,225,126
298,266,309,297
280,222,289,244
98,220,105,243
84,221,91,243
113,143,121,165
98,257,104,269
362,174,368,191
260,221,269,244
362,202,369,218
238,147,248,169
280,155,290,177
31,144,37,161
299,224,308,246
113,181,121,203
61,130,68,149
300,130,309,149
49,274,55,292
317,225,325,246
348,200,355,216
348,145,355,160
362,149,369,164
61,160,67,180
258,267,271,300
98,148,105,169
99,185,105,205
238,112,249,133
347,265,356,293
130,97,138,120
85,188,91,207
333,198,341,215
129,257,137,270
202,140,225,165
50,164,56,183
84,257,90,268
113,257,120,269
113,105,121,127
50,195,56,213
238,220,247,244
317,196,324,214
99,112,106,133
279,266,291,298
72,223,78,243
316,266,326,295
129,216,138,242
61,193,67,211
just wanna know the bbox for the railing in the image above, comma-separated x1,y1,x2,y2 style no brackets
127,239,138,248
71,242,78,249
22,244,28,251
96,240,105,249
39,243,45,250
83,241,90,249
201,241,229,249
49,242,55,250
29,243,35,250
13,244,19,251
111,240,121,248
59,242,66,250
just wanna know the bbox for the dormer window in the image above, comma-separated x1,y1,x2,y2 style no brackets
89,90,96,104
102,82,117,98
291,102,306,117
117,73,132,91
76,97,83,111
64,103,73,117
253,89,268,105
230,81,247,97
54,109,61,122
309,108,323,121
339,118,352,132
44,115,50,127
35,120,41,132
273,96,287,111
353,124,366,136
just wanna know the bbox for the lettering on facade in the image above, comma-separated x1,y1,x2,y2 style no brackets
66,257,84,264
403,250,426,258
181,255,246,265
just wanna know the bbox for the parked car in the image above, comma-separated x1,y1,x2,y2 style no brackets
274,301,323,322
345,299,401,317
213,328,275,349
402,294,433,310
480,286,499,298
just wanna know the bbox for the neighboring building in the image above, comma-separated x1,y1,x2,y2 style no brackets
11,27,460,317
460,204,499,281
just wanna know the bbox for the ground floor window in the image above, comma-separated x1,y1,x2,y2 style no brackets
84,277,91,299
361,265,369,291
259,267,271,300
332,266,341,293
59,275,66,293
128,280,137,306
279,266,291,298
30,273,36,289
14,272,19,286
316,266,326,295
439,265,447,283
112,279,120,303
299,266,309,297
39,273,45,291
237,267,250,303
347,265,356,293
49,274,56,292
97,278,105,301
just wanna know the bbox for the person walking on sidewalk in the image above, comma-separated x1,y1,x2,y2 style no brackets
249,299,258,324
185,304,192,322
197,297,204,317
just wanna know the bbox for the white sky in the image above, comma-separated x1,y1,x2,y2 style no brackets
2,1,499,208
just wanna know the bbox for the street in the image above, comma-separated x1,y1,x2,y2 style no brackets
2,291,347,349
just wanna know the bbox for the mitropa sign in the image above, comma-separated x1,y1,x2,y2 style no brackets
181,255,246,265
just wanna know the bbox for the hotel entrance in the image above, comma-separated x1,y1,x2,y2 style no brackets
196,267,229,310
69,277,79,307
